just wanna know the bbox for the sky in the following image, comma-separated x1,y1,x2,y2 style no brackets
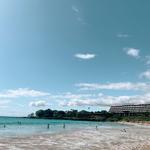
0,0,150,116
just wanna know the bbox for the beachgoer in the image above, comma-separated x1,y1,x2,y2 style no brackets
96,125,98,130
18,122,21,125
121,129,127,132
63,123,65,129
47,124,50,129
123,129,126,132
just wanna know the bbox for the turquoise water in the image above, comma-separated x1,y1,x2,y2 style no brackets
0,117,126,137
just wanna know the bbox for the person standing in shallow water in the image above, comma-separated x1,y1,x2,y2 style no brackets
18,122,21,125
63,123,65,129
47,124,50,129
96,125,98,130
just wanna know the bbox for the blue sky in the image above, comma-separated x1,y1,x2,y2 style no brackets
0,0,150,116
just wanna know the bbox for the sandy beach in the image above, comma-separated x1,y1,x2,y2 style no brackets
0,125,149,150
118,121,150,127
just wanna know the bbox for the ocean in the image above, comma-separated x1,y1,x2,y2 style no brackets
0,117,126,137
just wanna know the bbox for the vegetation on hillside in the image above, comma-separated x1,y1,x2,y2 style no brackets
28,109,150,122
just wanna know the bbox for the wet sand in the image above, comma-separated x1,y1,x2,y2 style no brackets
0,126,149,150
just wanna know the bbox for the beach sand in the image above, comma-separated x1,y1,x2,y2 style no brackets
118,121,150,127
0,125,149,150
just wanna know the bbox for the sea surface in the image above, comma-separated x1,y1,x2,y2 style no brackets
0,117,127,138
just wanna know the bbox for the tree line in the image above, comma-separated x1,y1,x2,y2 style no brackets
28,109,112,121
28,109,150,122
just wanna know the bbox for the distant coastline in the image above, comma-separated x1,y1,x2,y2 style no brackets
27,108,150,122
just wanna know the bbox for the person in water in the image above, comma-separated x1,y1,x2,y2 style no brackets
63,123,65,129
96,125,98,130
18,122,21,125
47,124,50,129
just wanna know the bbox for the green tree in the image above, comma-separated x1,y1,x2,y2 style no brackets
36,110,45,118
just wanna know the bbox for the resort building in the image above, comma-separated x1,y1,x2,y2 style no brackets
109,104,150,115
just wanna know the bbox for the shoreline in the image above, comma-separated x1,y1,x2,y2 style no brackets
118,121,150,127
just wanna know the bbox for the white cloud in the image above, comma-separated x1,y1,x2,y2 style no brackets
49,92,92,99
72,5,79,13
140,70,150,80
117,33,129,38
0,99,11,108
124,48,140,58
44,90,150,107
76,82,150,91
75,53,96,60
60,93,150,107
0,88,50,98
60,99,96,107
29,100,47,107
